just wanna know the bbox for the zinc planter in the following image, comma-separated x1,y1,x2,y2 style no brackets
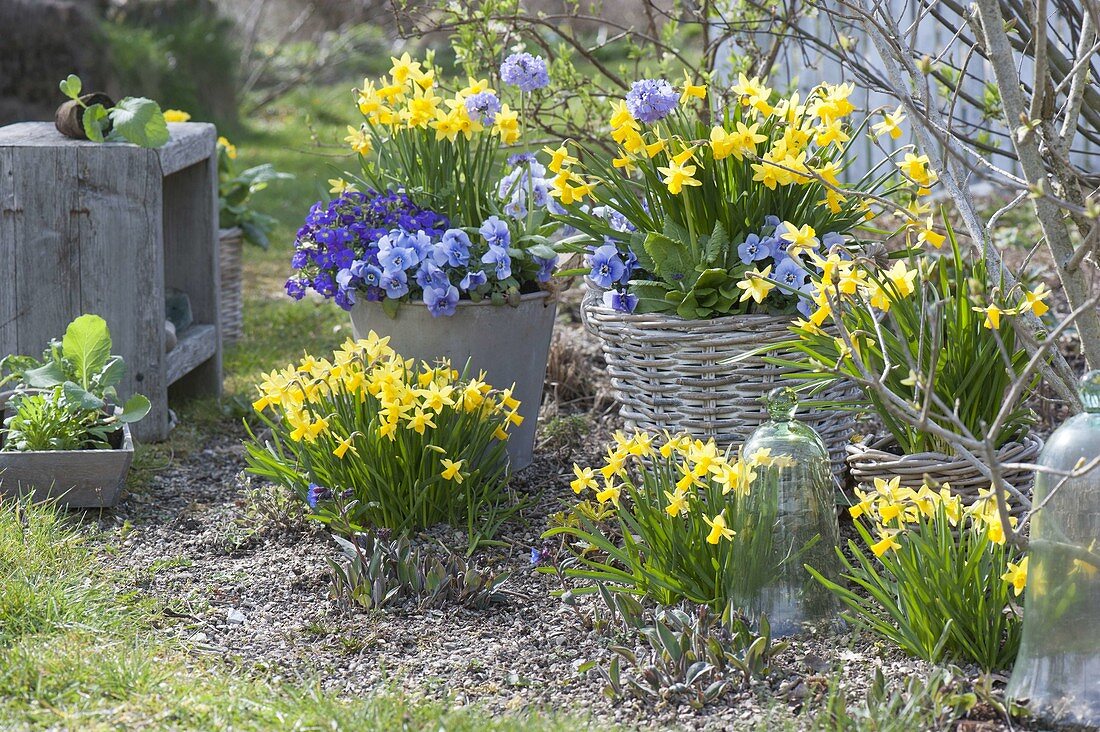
846,434,1043,512
582,281,856,483
349,291,557,471
219,227,245,342
0,391,134,508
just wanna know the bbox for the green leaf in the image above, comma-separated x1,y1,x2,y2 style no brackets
62,314,112,390
118,394,151,424
703,221,730,267
62,381,105,411
23,362,66,388
381,298,401,319
108,98,170,148
643,232,695,287
82,104,108,143
59,74,82,100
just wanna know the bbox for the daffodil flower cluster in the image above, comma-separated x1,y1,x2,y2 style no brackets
546,430,801,612
244,331,519,538
816,474,1026,669
785,233,1038,455
551,73,913,320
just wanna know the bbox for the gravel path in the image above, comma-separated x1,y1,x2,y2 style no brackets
80,411,1056,732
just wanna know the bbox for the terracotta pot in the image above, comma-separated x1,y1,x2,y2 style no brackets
54,92,114,140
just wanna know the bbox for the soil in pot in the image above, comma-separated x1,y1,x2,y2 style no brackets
54,92,114,140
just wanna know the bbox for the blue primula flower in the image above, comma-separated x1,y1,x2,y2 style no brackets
603,289,639,313
625,78,678,124
500,52,550,92
772,257,809,289
381,269,409,299
460,269,488,291
482,246,512,281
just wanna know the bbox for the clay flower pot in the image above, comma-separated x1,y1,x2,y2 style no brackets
54,92,114,140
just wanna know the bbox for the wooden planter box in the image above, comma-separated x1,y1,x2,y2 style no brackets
0,392,134,508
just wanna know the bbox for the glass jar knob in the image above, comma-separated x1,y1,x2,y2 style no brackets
765,386,798,422
1081,370,1100,413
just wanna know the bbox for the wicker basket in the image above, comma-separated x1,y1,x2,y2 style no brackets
218,227,244,342
846,435,1043,514
582,283,857,482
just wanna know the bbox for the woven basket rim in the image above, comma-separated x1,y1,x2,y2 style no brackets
219,226,243,240
584,278,796,329
845,433,1044,463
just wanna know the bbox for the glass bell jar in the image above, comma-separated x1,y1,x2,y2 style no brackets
1007,370,1100,726
739,387,840,636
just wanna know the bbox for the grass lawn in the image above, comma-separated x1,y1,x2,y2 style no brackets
0,501,597,731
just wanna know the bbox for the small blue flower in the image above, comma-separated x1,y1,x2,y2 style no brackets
381,269,409,299
482,246,512,281
479,216,511,248
434,229,472,267
763,214,782,230
460,269,488,291
334,287,356,311
821,231,846,251
796,283,817,318
625,78,678,124
588,244,626,288
534,255,557,283
312,272,337,297
423,284,460,317
379,246,418,272
306,483,331,509
415,260,450,290
603,288,639,313
772,257,809,289
285,277,307,300
500,52,550,92
350,261,383,288
737,233,771,264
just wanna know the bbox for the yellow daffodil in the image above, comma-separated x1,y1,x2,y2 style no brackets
328,178,358,194
440,458,466,483
1001,556,1028,596
916,220,946,248
1022,283,1050,316
664,489,690,517
704,511,736,544
571,464,598,494
870,529,901,557
680,72,707,103
609,99,634,129
333,435,357,459
345,125,373,156
389,52,422,84
973,303,1004,330
731,73,772,114
871,106,905,139
736,265,776,304
407,408,436,434
596,481,621,506
779,222,819,257
543,144,578,173
656,148,701,194
164,109,191,123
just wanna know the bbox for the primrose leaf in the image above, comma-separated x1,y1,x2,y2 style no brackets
108,97,169,148
118,394,151,423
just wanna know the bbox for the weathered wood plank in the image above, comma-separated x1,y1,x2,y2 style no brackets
11,145,80,355
163,139,222,400
159,123,217,175
166,324,217,385
76,144,168,442
0,147,17,357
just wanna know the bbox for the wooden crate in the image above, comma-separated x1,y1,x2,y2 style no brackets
0,121,222,442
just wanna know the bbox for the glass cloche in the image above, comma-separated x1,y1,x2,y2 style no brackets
1007,371,1100,726
740,387,840,635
